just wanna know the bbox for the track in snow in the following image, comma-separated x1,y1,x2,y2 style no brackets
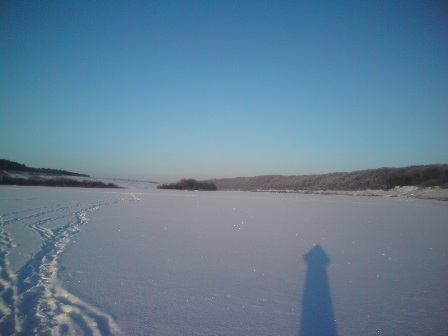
0,193,140,335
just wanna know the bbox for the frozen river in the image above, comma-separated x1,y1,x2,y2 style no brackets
1,186,447,335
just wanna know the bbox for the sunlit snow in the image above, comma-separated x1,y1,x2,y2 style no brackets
1,186,447,335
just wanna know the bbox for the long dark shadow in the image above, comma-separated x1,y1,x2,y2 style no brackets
299,244,338,336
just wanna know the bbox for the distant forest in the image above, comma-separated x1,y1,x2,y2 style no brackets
158,179,217,191
203,164,448,191
0,159,90,177
0,174,120,189
0,159,120,188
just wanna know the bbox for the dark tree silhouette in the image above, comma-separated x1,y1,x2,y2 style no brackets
157,179,217,191
0,159,90,177
0,174,120,189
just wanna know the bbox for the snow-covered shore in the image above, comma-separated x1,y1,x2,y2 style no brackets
254,186,448,201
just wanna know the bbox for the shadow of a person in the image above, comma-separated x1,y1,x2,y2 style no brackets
299,245,338,336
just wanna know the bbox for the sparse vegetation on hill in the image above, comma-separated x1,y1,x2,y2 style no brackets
0,173,121,189
0,159,90,177
203,165,448,191
0,159,120,188
158,179,217,191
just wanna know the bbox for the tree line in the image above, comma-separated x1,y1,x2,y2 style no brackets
202,164,448,191
0,159,90,177
158,179,217,191
0,173,120,189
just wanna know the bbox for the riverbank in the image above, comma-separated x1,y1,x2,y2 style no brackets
253,186,448,201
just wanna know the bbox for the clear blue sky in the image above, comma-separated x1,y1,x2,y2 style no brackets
1,1,447,181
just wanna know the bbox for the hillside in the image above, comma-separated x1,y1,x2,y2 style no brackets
0,174,121,188
0,159,90,177
203,164,448,192
0,159,120,188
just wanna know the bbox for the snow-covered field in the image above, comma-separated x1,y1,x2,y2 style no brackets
1,186,447,335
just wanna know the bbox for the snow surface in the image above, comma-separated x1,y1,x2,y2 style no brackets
1,186,447,335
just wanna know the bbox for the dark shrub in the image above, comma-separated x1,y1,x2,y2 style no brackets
157,179,217,191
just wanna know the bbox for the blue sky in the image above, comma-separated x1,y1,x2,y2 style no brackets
1,1,447,181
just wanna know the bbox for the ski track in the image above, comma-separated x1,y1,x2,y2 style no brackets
0,193,140,335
